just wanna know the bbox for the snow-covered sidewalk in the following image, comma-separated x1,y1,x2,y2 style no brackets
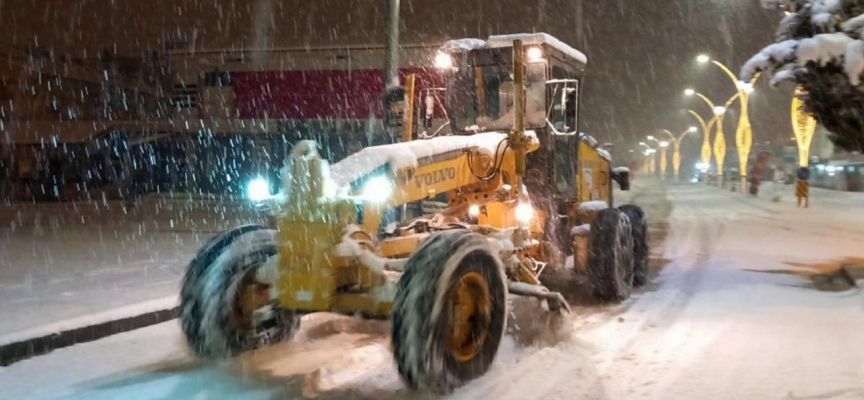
0,195,261,351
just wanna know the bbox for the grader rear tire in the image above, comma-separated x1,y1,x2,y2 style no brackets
618,204,649,287
180,228,299,358
587,208,635,302
391,230,507,394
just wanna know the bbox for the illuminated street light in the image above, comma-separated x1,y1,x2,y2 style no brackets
659,141,669,148
663,127,700,180
684,88,696,96
695,54,761,192
684,88,742,185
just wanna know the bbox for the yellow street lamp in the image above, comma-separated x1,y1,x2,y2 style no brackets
687,110,715,168
646,136,666,177
697,55,761,190
662,126,698,180
791,87,816,167
639,142,656,174
684,89,741,186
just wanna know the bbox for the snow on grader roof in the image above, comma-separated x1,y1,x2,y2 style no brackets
441,33,588,65
330,132,537,188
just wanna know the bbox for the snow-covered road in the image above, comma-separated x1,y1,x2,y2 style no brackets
0,195,261,344
2,182,864,400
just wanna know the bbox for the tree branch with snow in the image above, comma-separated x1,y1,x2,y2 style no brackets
742,0,864,152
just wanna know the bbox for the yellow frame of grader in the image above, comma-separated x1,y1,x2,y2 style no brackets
274,138,543,318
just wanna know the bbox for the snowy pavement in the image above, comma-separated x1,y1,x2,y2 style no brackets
0,195,261,346
2,181,864,399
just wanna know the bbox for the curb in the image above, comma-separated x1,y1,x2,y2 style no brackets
0,307,179,367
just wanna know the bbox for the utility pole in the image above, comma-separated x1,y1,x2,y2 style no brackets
385,0,401,90
383,0,403,143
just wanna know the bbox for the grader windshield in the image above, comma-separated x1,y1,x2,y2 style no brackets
447,57,547,132
442,34,586,135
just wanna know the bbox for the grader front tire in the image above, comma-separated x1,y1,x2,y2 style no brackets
587,208,635,302
180,228,299,358
391,230,507,394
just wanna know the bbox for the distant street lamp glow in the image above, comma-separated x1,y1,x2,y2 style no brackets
713,106,726,115
659,141,669,148
647,135,655,140
688,126,698,133
697,54,711,64
684,88,696,96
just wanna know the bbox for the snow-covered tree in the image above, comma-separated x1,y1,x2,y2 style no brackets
743,0,864,152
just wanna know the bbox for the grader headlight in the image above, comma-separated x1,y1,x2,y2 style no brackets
515,202,534,225
434,52,453,69
526,46,544,63
362,175,394,203
246,176,272,202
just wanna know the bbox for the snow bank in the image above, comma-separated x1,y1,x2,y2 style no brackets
485,33,588,64
0,295,178,347
578,201,608,212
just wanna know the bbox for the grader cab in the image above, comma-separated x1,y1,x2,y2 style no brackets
180,33,647,394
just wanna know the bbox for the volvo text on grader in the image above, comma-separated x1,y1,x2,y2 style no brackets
180,33,648,394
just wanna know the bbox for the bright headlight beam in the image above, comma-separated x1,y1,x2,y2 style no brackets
515,202,534,225
362,176,393,203
434,52,453,69
246,177,272,202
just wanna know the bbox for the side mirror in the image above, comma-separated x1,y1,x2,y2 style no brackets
612,167,630,191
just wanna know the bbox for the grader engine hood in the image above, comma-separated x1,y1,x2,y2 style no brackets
329,132,536,202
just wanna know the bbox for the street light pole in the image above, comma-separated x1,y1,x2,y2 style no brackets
684,89,741,187
646,136,668,178
687,110,715,174
639,143,656,175
662,127,698,180
697,55,761,191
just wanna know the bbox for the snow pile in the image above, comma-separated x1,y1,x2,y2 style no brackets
580,133,599,148
570,223,591,236
331,132,537,188
441,33,588,65
740,40,799,83
597,148,612,161
578,200,608,212
441,38,486,52
613,167,630,174
796,33,853,66
331,132,505,187
485,33,588,64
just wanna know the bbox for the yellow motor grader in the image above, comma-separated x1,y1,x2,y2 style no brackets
180,33,648,394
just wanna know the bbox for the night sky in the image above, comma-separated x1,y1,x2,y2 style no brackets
0,0,793,162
